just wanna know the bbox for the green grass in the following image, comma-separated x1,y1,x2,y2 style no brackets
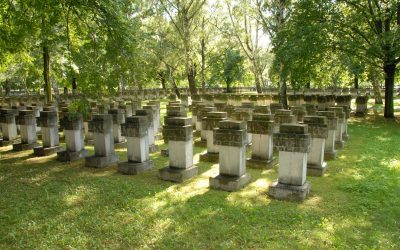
1,106,400,249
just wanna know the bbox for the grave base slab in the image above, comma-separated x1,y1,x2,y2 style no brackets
85,154,118,168
118,160,153,175
57,149,87,162
247,157,275,169
199,152,219,163
268,180,311,202
159,165,198,183
209,173,251,192
33,145,62,156
307,162,328,177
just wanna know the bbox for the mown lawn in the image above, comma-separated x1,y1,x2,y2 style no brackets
0,102,400,249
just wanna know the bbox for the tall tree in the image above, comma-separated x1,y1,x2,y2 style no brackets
160,0,206,95
332,1,400,118
257,0,292,107
224,0,267,93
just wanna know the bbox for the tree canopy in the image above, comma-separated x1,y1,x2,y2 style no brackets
0,0,399,116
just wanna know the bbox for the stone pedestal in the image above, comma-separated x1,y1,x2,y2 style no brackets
148,100,161,132
159,117,197,183
85,114,118,168
317,111,338,160
0,109,18,146
234,108,253,145
13,110,37,151
192,103,206,131
328,107,345,149
337,105,350,140
291,106,306,123
200,112,227,162
317,96,327,111
209,120,251,192
270,103,283,114
253,105,271,115
247,114,275,168
118,116,153,175
304,95,317,105
303,116,328,176
196,106,216,146
136,109,158,152
335,95,352,111
303,104,317,116
33,111,61,156
268,124,311,201
161,105,187,156
109,108,126,148
27,105,41,133
288,94,303,107
355,96,369,117
57,115,87,161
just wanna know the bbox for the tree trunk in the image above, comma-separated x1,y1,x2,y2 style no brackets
251,62,262,93
279,63,288,108
226,81,231,93
354,75,359,89
306,82,311,89
43,45,52,103
72,77,77,94
371,76,383,105
159,71,166,89
167,64,181,98
187,63,196,95
383,63,396,118
201,38,206,92
5,79,10,96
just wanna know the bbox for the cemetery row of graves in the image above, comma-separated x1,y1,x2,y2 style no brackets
0,89,371,201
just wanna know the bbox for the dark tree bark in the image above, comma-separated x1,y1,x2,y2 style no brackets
166,64,181,98
159,71,166,89
306,82,311,89
201,38,206,92
226,81,231,93
43,45,52,103
187,62,197,95
369,72,383,105
201,17,206,92
72,77,77,91
383,63,396,118
354,75,359,89
279,63,288,108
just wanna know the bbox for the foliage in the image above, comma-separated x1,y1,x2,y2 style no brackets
208,48,244,91
67,98,90,121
